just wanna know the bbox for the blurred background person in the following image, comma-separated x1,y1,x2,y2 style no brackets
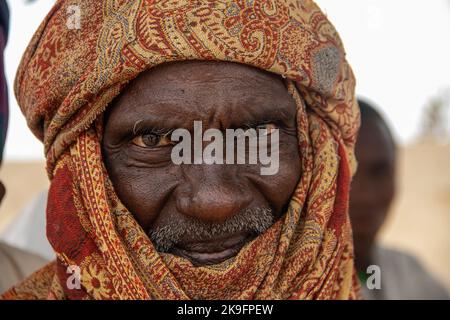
0,0,47,294
350,98,449,300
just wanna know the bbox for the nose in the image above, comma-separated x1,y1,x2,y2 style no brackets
176,165,252,223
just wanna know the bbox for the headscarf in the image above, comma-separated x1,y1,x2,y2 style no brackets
2,0,360,300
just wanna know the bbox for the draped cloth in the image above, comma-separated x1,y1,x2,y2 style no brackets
2,0,360,299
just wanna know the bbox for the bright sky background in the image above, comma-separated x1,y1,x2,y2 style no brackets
3,0,450,161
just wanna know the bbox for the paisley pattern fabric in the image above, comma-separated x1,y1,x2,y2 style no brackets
2,0,360,299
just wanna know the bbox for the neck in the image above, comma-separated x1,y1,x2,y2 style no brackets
354,244,376,273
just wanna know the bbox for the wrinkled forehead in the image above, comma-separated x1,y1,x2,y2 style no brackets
137,60,283,82
105,60,296,127
117,60,286,99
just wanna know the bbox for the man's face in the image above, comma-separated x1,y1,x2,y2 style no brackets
349,116,396,254
102,61,301,266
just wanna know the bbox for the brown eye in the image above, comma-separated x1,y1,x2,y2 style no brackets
132,133,172,148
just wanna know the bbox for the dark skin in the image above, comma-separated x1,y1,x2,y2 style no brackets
349,114,396,272
102,61,301,266
0,180,5,204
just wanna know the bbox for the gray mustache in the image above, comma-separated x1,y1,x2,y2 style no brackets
148,207,274,252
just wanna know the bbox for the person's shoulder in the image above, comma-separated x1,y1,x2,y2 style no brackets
0,242,48,276
376,245,450,300
1,261,57,300
375,245,438,278
376,246,420,264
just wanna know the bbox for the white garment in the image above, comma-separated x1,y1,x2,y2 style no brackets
0,241,48,294
0,191,54,260
361,245,449,300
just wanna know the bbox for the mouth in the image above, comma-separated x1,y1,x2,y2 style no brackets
170,232,252,266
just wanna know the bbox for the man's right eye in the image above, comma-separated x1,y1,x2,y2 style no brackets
132,133,173,148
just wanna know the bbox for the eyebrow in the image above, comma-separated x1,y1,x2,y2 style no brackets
229,107,293,130
230,96,295,125
114,90,295,134
128,117,180,136
132,120,144,135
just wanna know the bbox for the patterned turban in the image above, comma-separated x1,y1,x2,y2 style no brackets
3,0,360,299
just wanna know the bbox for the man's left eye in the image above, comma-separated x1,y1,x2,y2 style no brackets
254,123,277,136
132,133,172,148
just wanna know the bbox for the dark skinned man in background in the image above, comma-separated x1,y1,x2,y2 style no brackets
350,99,449,300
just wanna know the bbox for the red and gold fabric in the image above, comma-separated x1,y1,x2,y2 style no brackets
2,0,360,299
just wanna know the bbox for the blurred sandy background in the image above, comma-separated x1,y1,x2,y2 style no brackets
380,142,450,288
0,162,48,232
0,142,449,289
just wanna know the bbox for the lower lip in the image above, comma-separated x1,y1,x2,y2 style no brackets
171,237,250,266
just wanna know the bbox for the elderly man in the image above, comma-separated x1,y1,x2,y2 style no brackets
2,0,360,299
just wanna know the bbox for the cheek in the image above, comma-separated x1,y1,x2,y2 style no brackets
259,138,301,214
278,142,302,193
105,156,180,230
350,171,394,202
378,181,395,209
